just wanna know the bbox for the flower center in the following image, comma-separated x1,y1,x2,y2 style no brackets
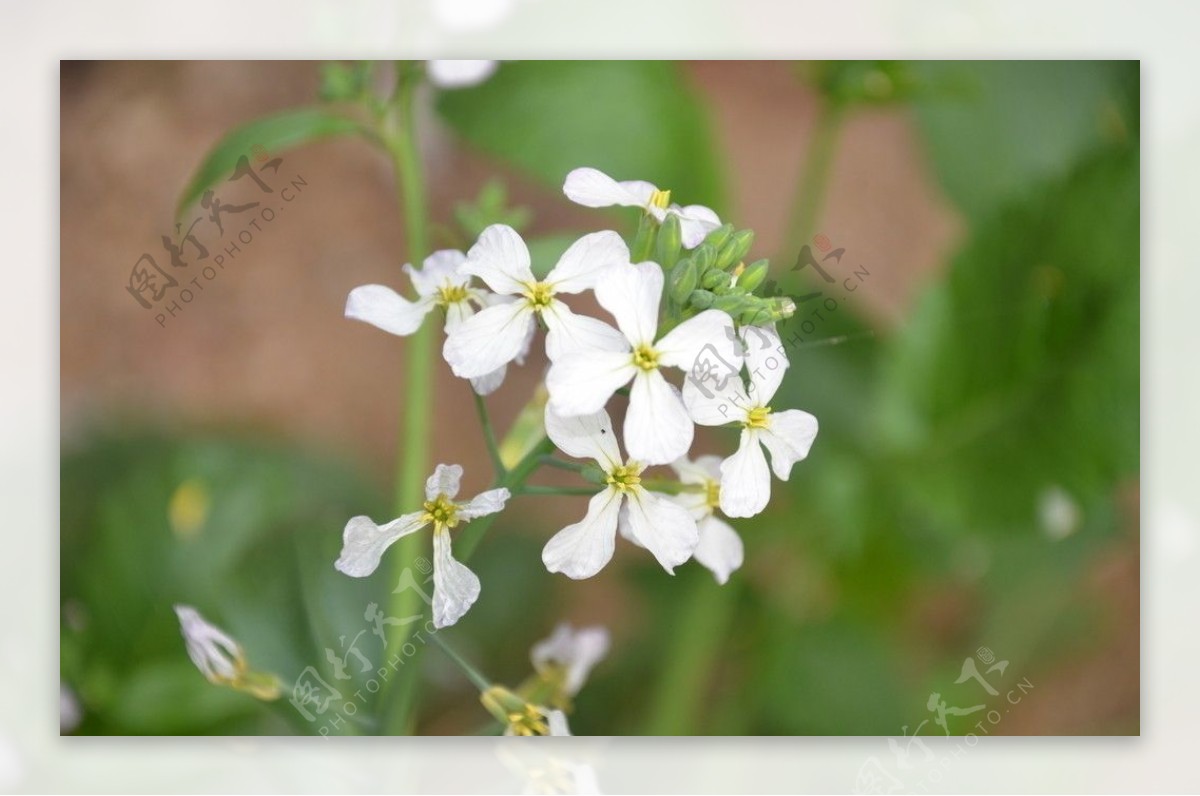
422,494,459,528
745,406,772,430
606,462,644,493
522,281,555,311
507,705,551,736
436,283,470,306
632,344,660,372
648,188,672,210
704,479,721,510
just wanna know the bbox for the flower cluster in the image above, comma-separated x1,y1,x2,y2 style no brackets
339,167,819,627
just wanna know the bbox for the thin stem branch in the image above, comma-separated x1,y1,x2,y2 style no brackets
780,99,844,275
539,456,585,473
516,485,598,497
474,392,506,478
429,633,492,692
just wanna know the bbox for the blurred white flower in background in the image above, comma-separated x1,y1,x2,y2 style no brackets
531,624,610,698
426,59,500,88
1038,485,1082,540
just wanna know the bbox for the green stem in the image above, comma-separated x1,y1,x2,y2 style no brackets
516,485,597,497
645,576,741,734
474,393,506,478
382,61,434,734
539,456,585,473
429,633,493,692
781,99,844,275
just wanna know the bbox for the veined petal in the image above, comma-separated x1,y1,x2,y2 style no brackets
621,488,699,574
432,529,481,628
760,409,819,480
545,348,636,417
742,323,789,405
543,405,622,470
406,249,468,297
682,368,751,427
542,300,630,361
545,231,630,294
625,370,693,466
461,224,535,295
425,463,463,501
673,204,722,249
719,430,771,518
531,624,611,696
662,488,708,520
693,515,744,584
458,487,511,520
335,511,429,577
593,261,662,346
345,285,435,337
426,59,498,89
656,309,740,373
542,488,623,579
443,300,536,378
563,167,654,209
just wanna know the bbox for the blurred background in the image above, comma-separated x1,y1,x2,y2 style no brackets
60,60,1139,736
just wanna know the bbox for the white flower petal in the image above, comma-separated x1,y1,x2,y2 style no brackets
469,365,507,396
432,529,481,628
542,488,622,579
546,348,636,417
175,605,242,682
563,167,654,209
458,487,511,520
345,285,435,337
719,431,771,518
625,370,693,466
426,59,498,88
335,511,429,577
406,249,468,297
621,488,699,574
542,301,630,361
425,463,463,501
693,515,744,585
656,309,741,372
546,709,573,736
531,624,611,696
760,409,819,480
673,204,722,249
682,365,751,427
461,224,535,295
593,261,662,346
544,405,623,469
742,323,789,405
443,300,536,378
545,231,630,295
671,454,723,485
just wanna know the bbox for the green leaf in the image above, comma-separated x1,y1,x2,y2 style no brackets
176,108,368,218
436,61,725,213
912,61,1136,221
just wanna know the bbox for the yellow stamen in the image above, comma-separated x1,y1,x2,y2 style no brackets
704,479,721,511
632,343,660,372
522,281,555,311
436,283,470,306
422,494,460,528
606,462,644,493
745,406,772,430
649,188,672,210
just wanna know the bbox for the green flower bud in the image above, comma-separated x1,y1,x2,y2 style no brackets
656,213,683,269
703,223,735,251
717,230,756,270
691,242,715,274
689,289,716,309
713,294,756,316
667,258,699,306
769,295,797,320
701,268,729,290
737,259,770,292
739,306,774,326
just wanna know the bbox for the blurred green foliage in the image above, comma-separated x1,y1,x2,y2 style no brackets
62,61,1139,736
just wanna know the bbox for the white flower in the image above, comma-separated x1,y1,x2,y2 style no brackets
443,225,631,379
546,261,742,465
541,405,698,579
665,455,745,584
346,249,518,395
563,167,721,248
335,464,509,628
174,605,281,699
426,59,499,88
531,624,610,697
506,707,573,737
685,325,818,518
